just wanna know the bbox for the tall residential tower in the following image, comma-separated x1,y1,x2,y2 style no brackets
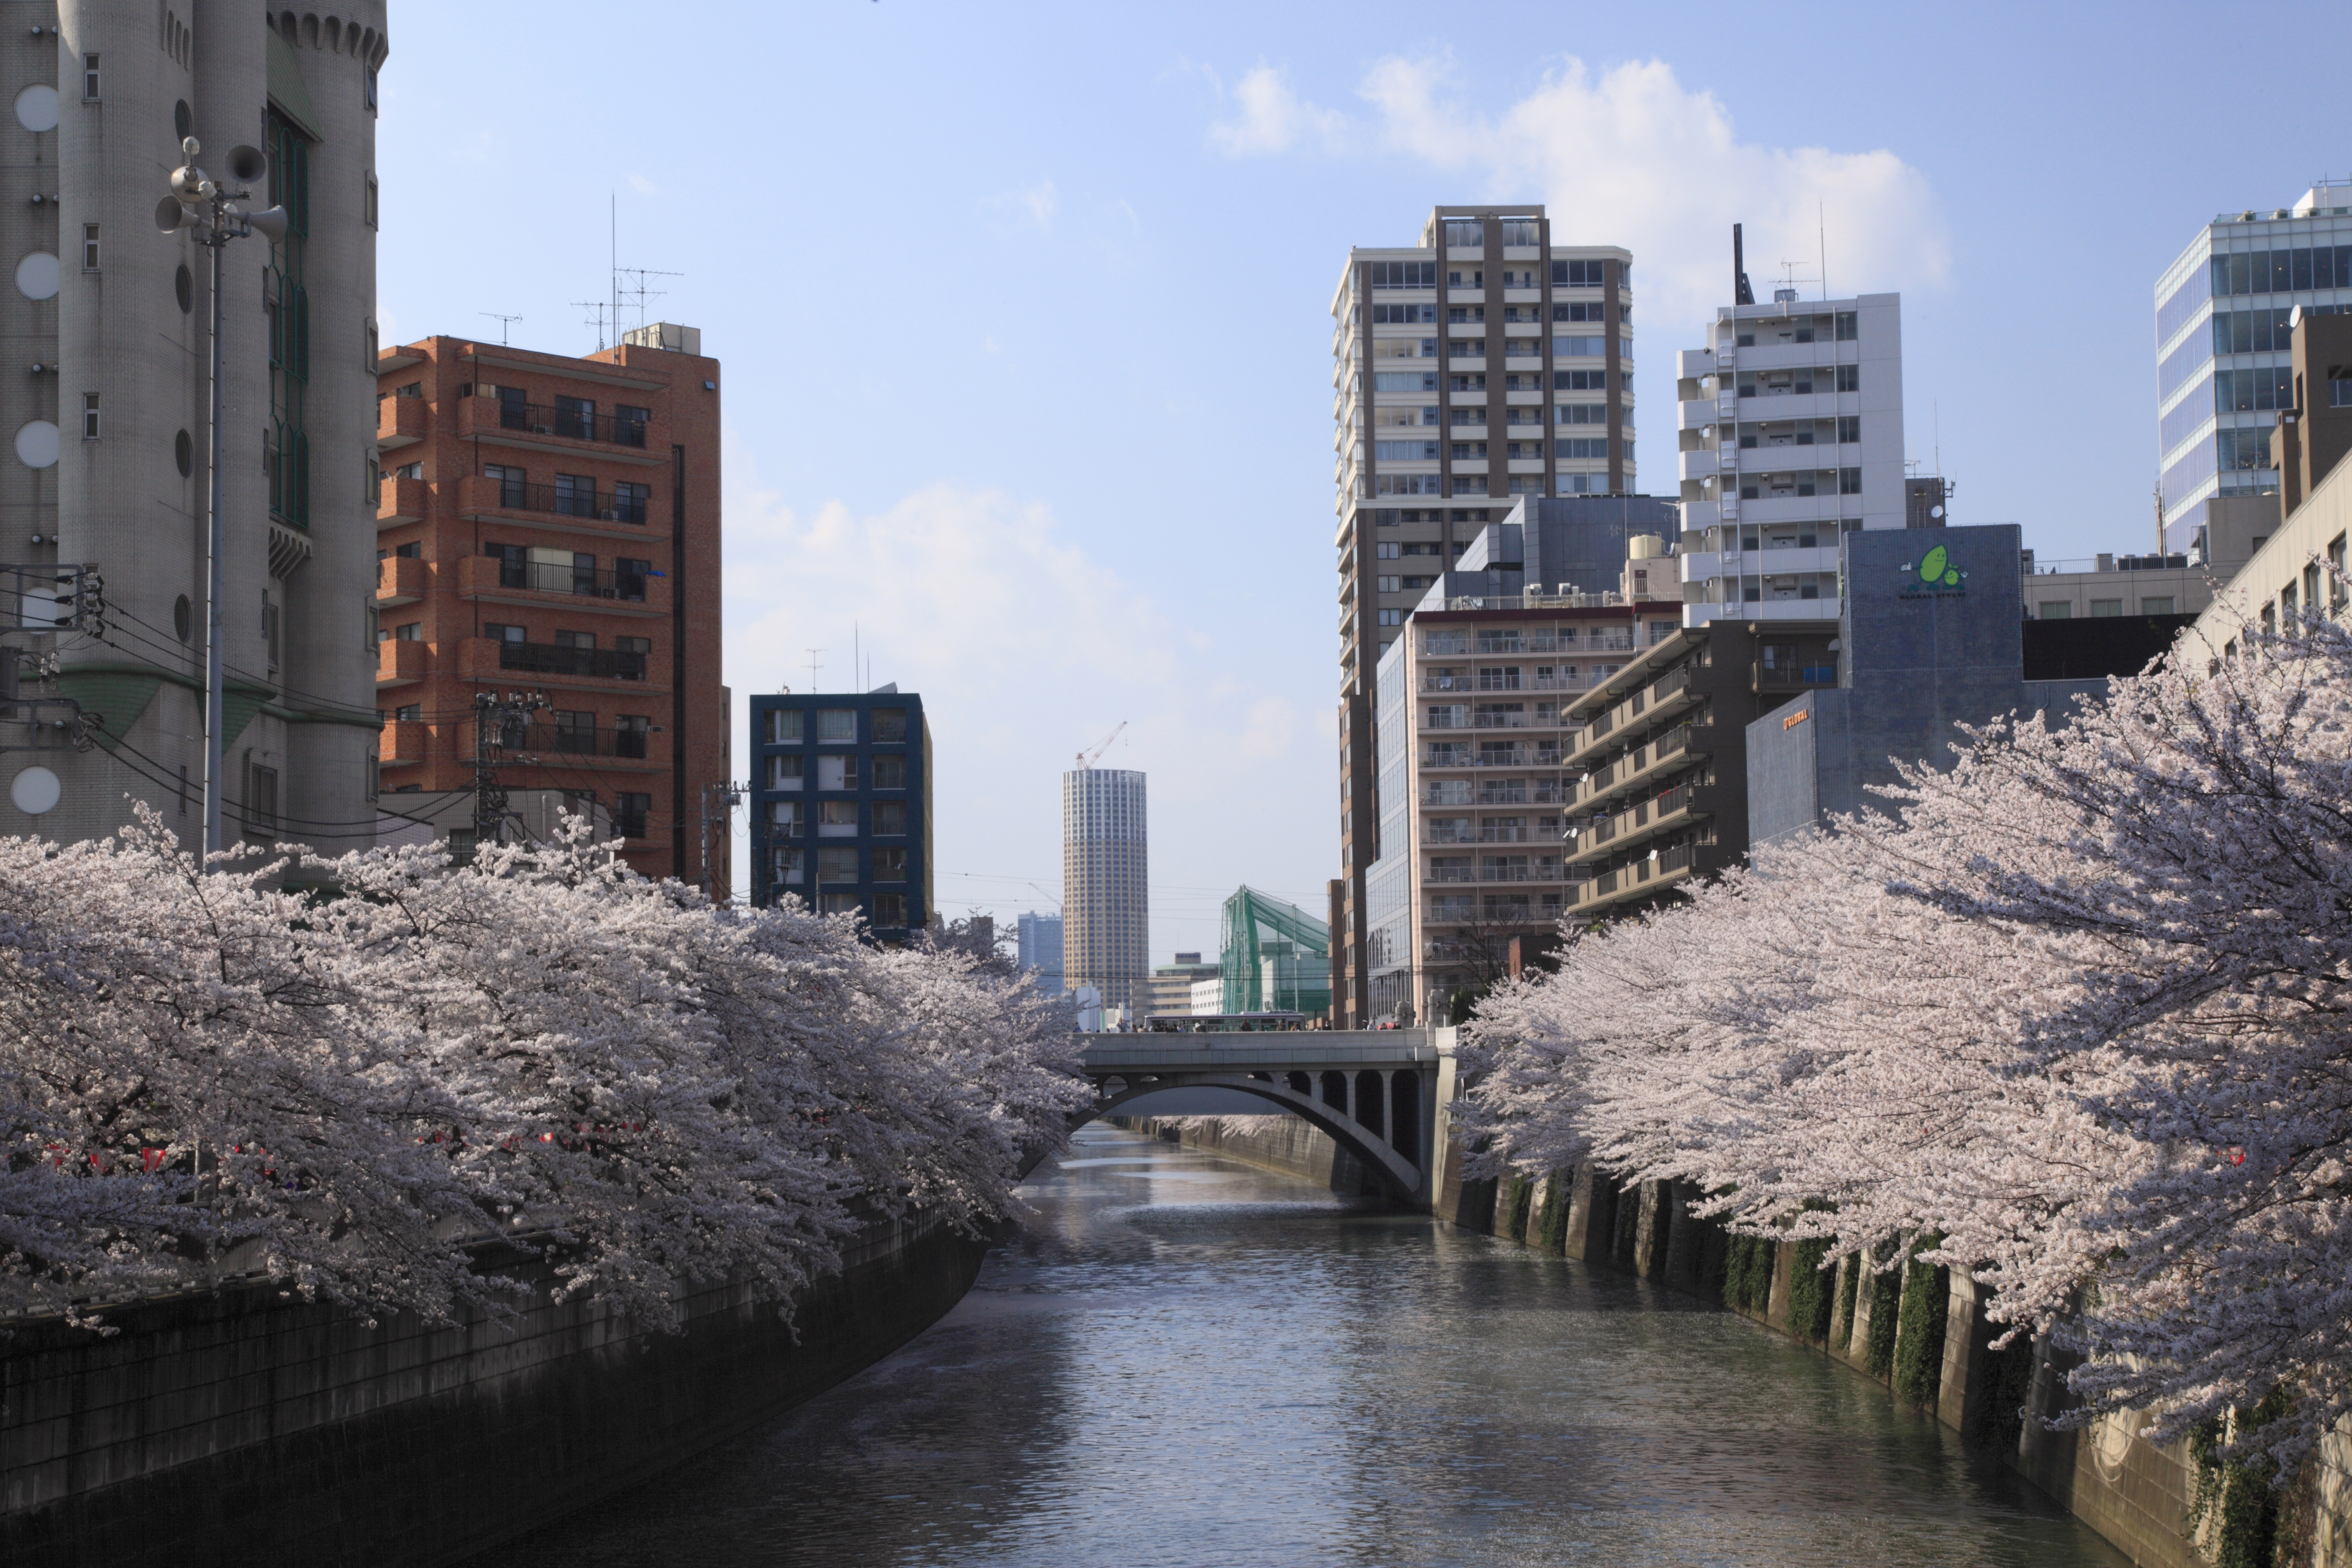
1062,766,1146,1015
1329,205,1635,1027
2153,183,2352,557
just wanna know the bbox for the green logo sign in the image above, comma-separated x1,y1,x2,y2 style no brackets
1899,544,1966,597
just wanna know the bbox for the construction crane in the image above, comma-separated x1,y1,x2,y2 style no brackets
1075,721,1127,770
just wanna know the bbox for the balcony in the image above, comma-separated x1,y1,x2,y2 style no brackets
456,554,665,612
1568,843,1699,913
1572,782,1705,861
461,397,652,451
1754,659,1837,694
458,476,649,531
377,554,428,606
377,475,428,525
495,640,648,682
472,720,655,763
379,718,430,764
1576,722,1705,812
1422,748,1565,770
377,637,427,688
1566,664,1701,771
377,395,429,451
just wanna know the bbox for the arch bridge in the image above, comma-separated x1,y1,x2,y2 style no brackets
1076,1031,1440,1202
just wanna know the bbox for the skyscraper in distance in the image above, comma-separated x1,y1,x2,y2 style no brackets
1015,910,1065,999
1062,768,1146,1015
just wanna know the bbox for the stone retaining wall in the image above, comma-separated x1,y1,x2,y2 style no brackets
1112,1114,1375,1195
2,1210,988,1567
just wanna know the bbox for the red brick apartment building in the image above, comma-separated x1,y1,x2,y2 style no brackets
371,325,728,888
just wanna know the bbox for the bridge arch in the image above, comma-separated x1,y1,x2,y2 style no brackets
1088,1075,1423,1200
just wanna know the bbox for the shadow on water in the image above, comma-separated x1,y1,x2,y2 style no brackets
502,1123,2130,1568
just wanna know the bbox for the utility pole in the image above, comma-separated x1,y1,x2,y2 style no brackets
469,689,547,859
700,778,745,903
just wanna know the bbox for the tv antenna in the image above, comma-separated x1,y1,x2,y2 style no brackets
805,647,825,693
614,266,683,337
478,311,521,346
570,297,612,352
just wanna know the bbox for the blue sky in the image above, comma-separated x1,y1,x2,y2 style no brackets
378,0,2352,958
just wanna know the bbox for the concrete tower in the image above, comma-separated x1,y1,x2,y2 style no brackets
1061,767,1145,1015
0,3,388,852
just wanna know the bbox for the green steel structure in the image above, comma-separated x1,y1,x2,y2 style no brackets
1218,886,1334,1018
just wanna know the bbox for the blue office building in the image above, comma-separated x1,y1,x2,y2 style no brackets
750,688,933,939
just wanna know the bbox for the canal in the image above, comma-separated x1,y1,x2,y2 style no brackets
509,1122,2129,1567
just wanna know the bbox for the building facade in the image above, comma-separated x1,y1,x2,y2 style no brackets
1330,207,1638,1026
1063,766,1146,1014
1674,290,1908,624
1145,952,1217,1019
749,689,932,938
1015,909,1064,998
1359,515,1692,1023
369,326,726,882
2153,183,2352,557
0,5,389,853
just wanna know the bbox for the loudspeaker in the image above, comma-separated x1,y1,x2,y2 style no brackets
243,205,289,245
224,143,267,183
155,196,189,234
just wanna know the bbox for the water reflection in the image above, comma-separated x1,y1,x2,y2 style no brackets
507,1124,2128,1567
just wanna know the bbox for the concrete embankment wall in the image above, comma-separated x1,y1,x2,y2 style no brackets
2,1209,988,1568
1113,1114,1377,1195
1138,1109,2347,1568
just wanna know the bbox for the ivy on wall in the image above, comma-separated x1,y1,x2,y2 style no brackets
1970,1329,2038,1455
1786,1237,1834,1343
1833,1254,1859,1349
1723,1232,1775,1313
1892,1233,1950,1406
1503,1174,1532,1242
1865,1241,1903,1378
1536,1172,1568,1253
2190,1390,2293,1568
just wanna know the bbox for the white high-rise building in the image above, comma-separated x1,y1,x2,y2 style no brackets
1061,768,1146,1015
2153,183,2352,557
1674,288,1907,624
0,5,388,853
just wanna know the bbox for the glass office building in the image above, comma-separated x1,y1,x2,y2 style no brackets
2155,182,2352,556
750,690,933,940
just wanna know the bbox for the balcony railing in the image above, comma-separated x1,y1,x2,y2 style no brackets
1424,748,1565,769
475,720,653,760
487,400,650,449
489,558,652,601
496,640,648,681
471,478,649,526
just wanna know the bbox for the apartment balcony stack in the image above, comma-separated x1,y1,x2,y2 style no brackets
370,326,727,887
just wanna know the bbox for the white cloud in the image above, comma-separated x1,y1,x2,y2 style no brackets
624,172,660,198
1019,178,1058,229
720,465,1331,946
1209,65,1352,156
1213,54,1947,330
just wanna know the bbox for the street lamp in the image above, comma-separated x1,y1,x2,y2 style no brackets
155,137,288,859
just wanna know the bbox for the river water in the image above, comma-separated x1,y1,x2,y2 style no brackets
510,1122,2129,1567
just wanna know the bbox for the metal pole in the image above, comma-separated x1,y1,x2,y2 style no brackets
201,226,226,858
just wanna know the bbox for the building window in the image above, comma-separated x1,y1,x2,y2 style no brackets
1838,467,1861,495
616,792,650,838
874,847,908,882
818,709,856,741
872,707,908,742
2332,378,2352,409
2088,598,2122,617
553,472,595,517
765,754,803,789
247,763,278,837
366,69,378,111
1837,415,1859,444
81,224,98,271
613,480,650,524
81,54,98,101
1836,365,1859,393
262,591,280,667
365,458,380,503
765,708,805,743
874,800,908,834
816,754,859,790
872,754,905,789
480,622,518,642
615,634,650,678
2141,596,2175,616
617,714,650,758
1835,311,1857,341
2038,602,2072,620
363,173,378,230
873,893,908,928
395,621,422,640
819,800,859,834
485,463,526,507
1377,609,1403,627
770,847,804,888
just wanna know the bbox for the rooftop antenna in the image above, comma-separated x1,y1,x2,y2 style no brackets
1818,201,1827,301
1733,223,1754,306
1934,401,1940,476
805,647,825,693
614,266,683,337
2153,479,2166,558
479,311,522,346
570,297,610,352
610,192,617,351
853,620,859,693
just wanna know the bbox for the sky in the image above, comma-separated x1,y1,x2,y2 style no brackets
377,0,2352,960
